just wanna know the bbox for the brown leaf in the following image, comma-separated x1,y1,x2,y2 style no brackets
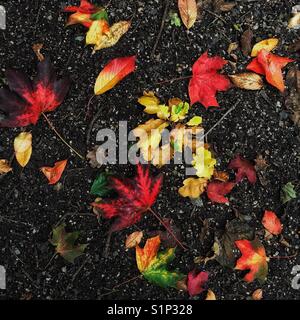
178,0,198,29
288,39,300,53
87,146,104,168
240,29,253,56
125,231,143,249
227,42,239,55
206,289,217,300
213,170,229,182
254,154,269,171
229,73,263,90
32,43,45,62
252,289,263,300
285,67,300,127
0,159,12,175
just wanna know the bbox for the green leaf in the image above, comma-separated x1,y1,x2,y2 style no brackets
281,182,297,204
186,116,202,126
169,12,181,27
91,172,112,197
49,224,87,264
91,9,109,22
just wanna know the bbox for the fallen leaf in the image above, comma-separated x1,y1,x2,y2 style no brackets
206,289,216,300
228,154,257,184
86,145,102,168
262,210,282,235
170,101,189,122
125,231,143,249
86,19,110,46
192,147,217,179
14,132,32,167
288,39,300,53
229,73,263,90
187,270,209,296
252,288,263,300
178,0,198,29
227,42,239,55
186,116,202,126
136,236,185,288
288,5,300,29
281,182,297,204
213,0,236,12
189,51,231,108
40,160,68,185
235,238,268,283
240,29,253,56
90,172,113,197
32,43,45,62
179,177,208,199
207,181,235,203
92,164,163,232
49,224,87,263
213,170,229,182
254,154,269,186
251,38,279,57
247,49,294,92
0,58,70,127
0,159,12,175
94,56,136,95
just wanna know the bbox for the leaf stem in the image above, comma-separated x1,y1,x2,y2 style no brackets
155,75,192,85
42,113,85,160
269,251,298,260
148,208,188,250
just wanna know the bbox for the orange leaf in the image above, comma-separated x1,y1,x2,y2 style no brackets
262,210,282,235
40,160,68,185
247,49,294,92
94,56,136,95
235,239,268,283
136,235,161,272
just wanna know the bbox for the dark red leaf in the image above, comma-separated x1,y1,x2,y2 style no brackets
207,181,235,203
0,58,70,127
187,270,209,296
228,154,257,184
92,164,163,232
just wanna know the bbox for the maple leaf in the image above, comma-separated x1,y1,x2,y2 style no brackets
40,160,68,185
136,236,185,288
178,177,208,199
247,49,294,92
0,58,70,127
188,51,231,108
235,238,268,283
228,154,257,184
187,270,209,297
207,181,235,203
49,224,87,263
262,210,283,235
92,164,163,232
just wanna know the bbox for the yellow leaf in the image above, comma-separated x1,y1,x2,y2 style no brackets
170,101,189,122
138,91,160,114
186,116,202,126
86,20,110,46
229,73,264,90
92,21,131,53
178,177,208,199
251,38,279,57
192,147,216,179
178,0,198,29
0,159,12,175
14,132,32,167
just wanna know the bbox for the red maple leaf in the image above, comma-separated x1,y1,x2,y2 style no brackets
228,154,257,184
247,49,294,92
187,270,209,297
188,51,231,108
0,58,70,128
93,164,163,232
207,181,235,204
63,0,98,14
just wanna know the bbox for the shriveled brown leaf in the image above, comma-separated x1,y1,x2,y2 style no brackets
87,146,102,168
288,5,300,29
240,29,253,56
32,43,45,62
125,231,143,249
206,289,217,300
0,159,12,175
178,0,198,29
229,73,263,90
288,39,300,53
255,154,269,186
177,277,188,291
252,289,263,300
214,0,236,12
227,42,239,54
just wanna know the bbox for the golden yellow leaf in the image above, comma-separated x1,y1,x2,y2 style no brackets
229,73,264,90
178,0,198,29
206,289,216,300
0,159,12,175
14,132,32,167
125,231,143,249
86,20,110,46
251,38,279,57
138,91,160,114
178,177,208,199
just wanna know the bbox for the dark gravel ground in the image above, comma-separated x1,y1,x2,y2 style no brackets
0,0,299,300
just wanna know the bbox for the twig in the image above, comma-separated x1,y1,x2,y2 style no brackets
103,231,112,258
85,94,96,120
148,208,188,250
269,251,298,260
42,113,85,160
72,256,91,282
86,106,103,146
55,212,94,227
204,9,227,24
43,253,58,270
155,75,192,86
202,100,240,139
151,0,170,59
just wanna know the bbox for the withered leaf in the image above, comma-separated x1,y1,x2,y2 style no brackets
288,39,300,53
229,73,263,90
240,29,253,56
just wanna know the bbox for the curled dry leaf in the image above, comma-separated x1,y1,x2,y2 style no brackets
229,73,263,90
213,0,236,12
0,159,12,175
32,43,45,62
262,210,283,235
94,56,136,95
240,29,253,57
178,0,198,29
40,160,68,185
288,5,300,29
86,145,102,168
252,289,263,300
125,231,143,249
178,177,208,199
227,42,239,55
213,170,229,182
251,38,279,57
206,289,216,300
14,132,32,168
